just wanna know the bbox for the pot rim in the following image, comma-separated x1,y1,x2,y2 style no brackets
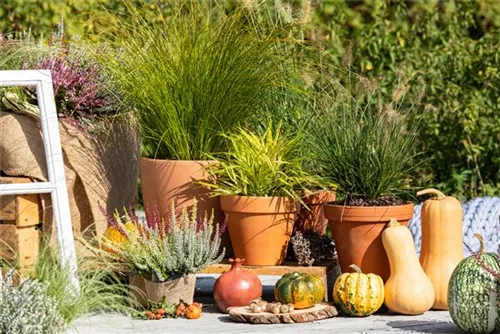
323,202,414,210
324,202,414,223
221,195,297,214
140,157,216,164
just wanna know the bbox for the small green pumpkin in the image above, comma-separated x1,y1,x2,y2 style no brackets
274,272,325,309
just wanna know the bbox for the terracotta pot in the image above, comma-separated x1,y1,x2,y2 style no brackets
144,274,196,305
213,258,262,313
324,203,414,282
221,196,296,266
139,158,231,255
129,274,148,307
294,190,336,234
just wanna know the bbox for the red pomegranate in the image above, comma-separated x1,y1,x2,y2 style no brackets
213,258,262,313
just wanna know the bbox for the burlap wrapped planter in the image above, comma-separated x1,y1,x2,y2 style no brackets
129,274,148,307
0,94,140,240
144,274,196,305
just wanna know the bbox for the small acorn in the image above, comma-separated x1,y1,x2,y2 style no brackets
250,304,263,313
258,300,268,309
280,305,289,313
288,304,295,312
266,303,274,312
271,306,280,314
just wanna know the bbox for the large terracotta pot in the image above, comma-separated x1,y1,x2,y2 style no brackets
213,258,262,313
140,158,231,255
324,203,414,282
294,190,336,234
221,196,296,266
144,274,196,305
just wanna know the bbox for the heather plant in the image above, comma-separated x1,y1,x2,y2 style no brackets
102,203,225,282
0,270,66,334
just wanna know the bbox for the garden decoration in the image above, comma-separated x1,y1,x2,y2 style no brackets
228,302,337,324
417,188,463,310
203,124,314,265
274,272,325,309
448,234,500,334
333,264,384,316
213,258,262,313
409,196,500,255
0,39,139,240
101,202,224,305
0,69,78,292
102,3,295,236
312,78,420,281
382,219,435,315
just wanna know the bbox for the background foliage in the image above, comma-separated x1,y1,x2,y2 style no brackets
1,0,499,199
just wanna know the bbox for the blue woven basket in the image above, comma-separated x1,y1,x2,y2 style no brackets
408,197,500,256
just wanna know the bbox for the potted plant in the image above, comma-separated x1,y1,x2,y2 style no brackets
100,3,293,229
202,124,315,266
102,202,225,305
309,79,421,281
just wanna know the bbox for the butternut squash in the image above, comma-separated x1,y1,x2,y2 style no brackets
382,218,435,315
417,188,463,310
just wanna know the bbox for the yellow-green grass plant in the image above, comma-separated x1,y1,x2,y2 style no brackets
202,123,317,200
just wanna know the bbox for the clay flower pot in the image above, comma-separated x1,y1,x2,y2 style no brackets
139,158,231,254
144,274,196,305
295,190,336,234
324,203,414,282
213,258,262,313
221,196,296,266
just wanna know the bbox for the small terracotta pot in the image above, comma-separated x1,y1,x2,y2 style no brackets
294,190,336,234
221,196,296,266
213,258,262,313
129,274,148,307
139,158,231,255
324,203,414,282
144,274,196,305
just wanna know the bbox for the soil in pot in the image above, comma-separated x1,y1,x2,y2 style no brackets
221,196,296,266
324,199,414,282
144,274,196,305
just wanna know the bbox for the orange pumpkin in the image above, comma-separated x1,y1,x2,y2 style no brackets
185,304,202,319
101,223,138,254
417,188,463,310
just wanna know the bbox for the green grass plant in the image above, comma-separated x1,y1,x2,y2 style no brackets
100,1,295,160
309,76,422,201
27,238,136,324
202,123,316,199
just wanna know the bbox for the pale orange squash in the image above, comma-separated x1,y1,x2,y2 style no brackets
417,188,463,310
382,219,434,315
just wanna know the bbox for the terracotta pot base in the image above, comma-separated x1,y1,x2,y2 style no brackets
221,196,296,266
324,203,414,281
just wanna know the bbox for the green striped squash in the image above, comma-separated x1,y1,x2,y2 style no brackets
448,234,500,334
274,272,325,309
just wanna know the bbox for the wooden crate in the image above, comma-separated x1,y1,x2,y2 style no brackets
0,177,41,228
0,177,41,269
200,259,340,302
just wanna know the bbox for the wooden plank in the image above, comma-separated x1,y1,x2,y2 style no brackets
228,303,338,324
0,224,40,267
0,177,41,227
200,260,336,276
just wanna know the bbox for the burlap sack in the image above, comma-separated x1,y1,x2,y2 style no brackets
144,274,196,305
0,96,140,240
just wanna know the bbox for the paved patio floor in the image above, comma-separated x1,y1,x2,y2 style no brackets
67,275,462,334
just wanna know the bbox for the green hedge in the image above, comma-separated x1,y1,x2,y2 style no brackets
1,0,499,199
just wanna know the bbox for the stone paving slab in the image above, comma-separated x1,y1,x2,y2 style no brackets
67,275,462,334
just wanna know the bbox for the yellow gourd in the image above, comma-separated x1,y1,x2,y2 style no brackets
101,223,138,254
382,218,435,315
417,188,463,310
